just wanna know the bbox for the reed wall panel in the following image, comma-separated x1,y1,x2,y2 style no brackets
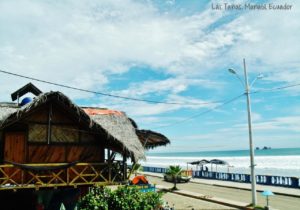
28,124,47,142
51,125,79,143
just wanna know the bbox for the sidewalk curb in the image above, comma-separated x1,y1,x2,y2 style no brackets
142,173,251,209
169,189,252,210
207,183,300,198
141,172,300,198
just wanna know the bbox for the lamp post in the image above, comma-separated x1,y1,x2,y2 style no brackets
228,58,262,206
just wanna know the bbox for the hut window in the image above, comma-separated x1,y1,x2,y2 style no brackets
28,124,47,142
51,125,79,143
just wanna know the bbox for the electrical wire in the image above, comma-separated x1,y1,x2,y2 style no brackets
152,81,300,129
251,82,300,94
150,93,245,129
5,94,243,134
0,69,222,106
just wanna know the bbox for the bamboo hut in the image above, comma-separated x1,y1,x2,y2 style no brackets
0,83,170,208
0,83,170,193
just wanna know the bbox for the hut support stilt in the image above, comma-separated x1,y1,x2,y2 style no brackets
107,149,111,183
122,151,127,180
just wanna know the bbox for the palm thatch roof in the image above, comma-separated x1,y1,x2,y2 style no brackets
136,129,170,149
0,103,18,120
0,91,145,162
210,159,228,165
83,108,145,161
188,159,228,166
129,118,170,149
83,109,170,150
188,159,210,165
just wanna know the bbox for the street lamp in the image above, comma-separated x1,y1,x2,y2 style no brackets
228,58,263,206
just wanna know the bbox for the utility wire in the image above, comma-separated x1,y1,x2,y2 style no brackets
152,82,300,129
251,82,300,94
0,69,222,106
151,93,245,129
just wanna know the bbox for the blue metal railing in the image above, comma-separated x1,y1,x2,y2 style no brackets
142,166,300,188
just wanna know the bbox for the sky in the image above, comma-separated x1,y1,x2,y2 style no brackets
1,0,300,152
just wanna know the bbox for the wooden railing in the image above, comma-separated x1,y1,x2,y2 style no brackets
0,162,126,191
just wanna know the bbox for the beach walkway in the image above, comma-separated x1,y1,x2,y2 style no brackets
141,172,300,210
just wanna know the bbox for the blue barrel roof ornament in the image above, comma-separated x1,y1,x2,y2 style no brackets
20,97,32,106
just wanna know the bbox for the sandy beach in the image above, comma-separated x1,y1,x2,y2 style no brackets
142,173,300,210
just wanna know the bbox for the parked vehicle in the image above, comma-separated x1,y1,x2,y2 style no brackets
163,173,191,183
163,166,191,190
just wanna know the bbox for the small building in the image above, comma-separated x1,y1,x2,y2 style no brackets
0,83,169,209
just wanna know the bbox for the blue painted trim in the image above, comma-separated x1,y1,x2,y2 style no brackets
141,166,300,189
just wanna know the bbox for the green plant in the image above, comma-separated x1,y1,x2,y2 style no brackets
78,186,163,210
127,163,142,178
165,165,182,190
78,187,111,210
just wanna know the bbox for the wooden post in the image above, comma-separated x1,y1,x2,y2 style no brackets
47,104,52,145
108,149,111,183
122,151,127,181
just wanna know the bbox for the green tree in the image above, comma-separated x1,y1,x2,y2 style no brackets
78,186,163,210
165,165,182,190
128,163,141,178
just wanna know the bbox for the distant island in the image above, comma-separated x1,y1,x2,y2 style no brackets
256,146,272,150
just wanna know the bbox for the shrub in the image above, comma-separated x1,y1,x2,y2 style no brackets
78,186,163,210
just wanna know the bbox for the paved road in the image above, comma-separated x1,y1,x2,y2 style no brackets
162,192,237,210
147,176,300,210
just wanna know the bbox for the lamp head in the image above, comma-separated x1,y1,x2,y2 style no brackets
228,68,237,74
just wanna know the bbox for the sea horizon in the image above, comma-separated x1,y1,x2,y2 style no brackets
146,147,300,157
142,147,300,177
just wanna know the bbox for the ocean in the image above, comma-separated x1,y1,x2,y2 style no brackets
142,148,300,177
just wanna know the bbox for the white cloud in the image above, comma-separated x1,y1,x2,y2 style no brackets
113,77,223,96
229,115,300,133
0,0,251,101
104,96,216,117
1,0,299,119
226,0,300,91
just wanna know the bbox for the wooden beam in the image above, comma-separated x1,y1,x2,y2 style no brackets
107,149,111,183
47,104,52,145
123,151,127,181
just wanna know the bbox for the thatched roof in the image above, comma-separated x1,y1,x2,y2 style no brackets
210,159,228,165
136,129,170,149
83,109,170,150
188,159,228,165
188,159,210,165
83,108,145,161
0,103,18,121
0,91,145,162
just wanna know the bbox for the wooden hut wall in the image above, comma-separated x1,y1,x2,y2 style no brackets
3,102,104,164
0,131,3,162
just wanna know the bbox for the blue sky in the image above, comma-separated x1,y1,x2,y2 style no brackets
1,0,300,152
